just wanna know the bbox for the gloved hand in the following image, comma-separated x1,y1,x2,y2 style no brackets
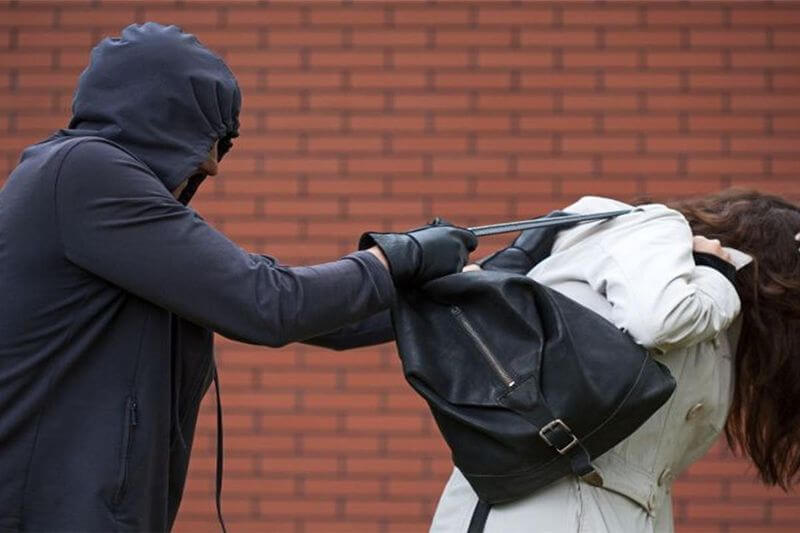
359,218,478,287
478,210,577,275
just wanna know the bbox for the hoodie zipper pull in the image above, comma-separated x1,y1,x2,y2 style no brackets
130,399,138,427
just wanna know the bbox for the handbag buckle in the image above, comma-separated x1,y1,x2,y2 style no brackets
539,419,579,455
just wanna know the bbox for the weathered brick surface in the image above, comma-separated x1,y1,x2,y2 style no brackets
2,1,798,531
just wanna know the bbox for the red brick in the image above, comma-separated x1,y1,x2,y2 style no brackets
386,436,449,455
258,456,340,475
310,50,384,68
562,94,638,111
264,198,341,216
731,178,800,195
477,7,553,26
306,176,384,195
223,392,296,410
0,8,55,27
192,29,260,49
266,114,341,131
732,95,800,111
517,157,593,174
227,8,302,26
732,52,800,68
647,51,724,68
562,135,638,153
475,136,552,153
304,392,381,411
267,72,341,89
646,8,724,26
393,136,469,153
562,8,639,26
772,116,800,133
394,7,470,25
345,500,423,518
605,30,681,47
475,177,553,195
258,499,337,517
603,157,679,174
435,114,511,132
688,115,764,133
59,9,139,27
477,93,553,111
687,158,764,174
303,435,381,454
520,72,596,90
437,30,511,47
773,30,800,47
605,72,681,89
646,136,723,153
730,137,799,154
350,114,426,132
730,8,800,26
519,115,596,133
350,72,427,89
348,157,424,174
222,176,301,196
393,93,470,111
562,178,638,196
690,30,768,47
223,477,295,497
0,92,51,112
17,29,94,48
0,51,51,68
345,370,409,390
520,30,596,47
268,29,341,47
310,7,386,26
563,51,638,68
242,93,303,112
391,177,470,195
306,135,383,153
305,479,382,496
353,30,426,47
345,414,424,433
478,50,551,68
644,178,723,196
346,458,426,476
686,503,766,521
435,71,511,89
349,199,425,217
394,51,470,68
433,157,507,174
142,9,219,26
648,95,723,111
689,73,767,90
226,51,300,69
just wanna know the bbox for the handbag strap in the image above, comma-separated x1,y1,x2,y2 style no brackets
468,208,639,237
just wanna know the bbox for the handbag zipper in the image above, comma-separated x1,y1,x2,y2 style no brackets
450,306,516,388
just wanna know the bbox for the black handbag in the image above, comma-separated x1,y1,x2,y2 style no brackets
390,212,677,532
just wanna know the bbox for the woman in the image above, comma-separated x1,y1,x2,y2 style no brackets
430,188,800,532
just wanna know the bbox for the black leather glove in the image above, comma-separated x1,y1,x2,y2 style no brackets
477,210,578,275
359,219,478,287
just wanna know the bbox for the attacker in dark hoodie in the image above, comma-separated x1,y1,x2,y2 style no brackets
0,23,476,532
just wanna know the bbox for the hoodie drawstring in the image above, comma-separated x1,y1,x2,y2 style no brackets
214,366,226,533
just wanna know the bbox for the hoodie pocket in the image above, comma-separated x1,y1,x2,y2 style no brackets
113,396,138,506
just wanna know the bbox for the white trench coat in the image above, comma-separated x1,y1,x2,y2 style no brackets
430,196,753,533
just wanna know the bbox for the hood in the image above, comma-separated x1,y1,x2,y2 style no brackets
65,22,241,195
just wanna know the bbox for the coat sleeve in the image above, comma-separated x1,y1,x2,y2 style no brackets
579,204,741,354
54,140,396,347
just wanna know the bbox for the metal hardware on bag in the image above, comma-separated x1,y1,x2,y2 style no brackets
450,306,516,388
539,419,579,455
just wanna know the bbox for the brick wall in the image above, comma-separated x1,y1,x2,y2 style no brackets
1,1,799,531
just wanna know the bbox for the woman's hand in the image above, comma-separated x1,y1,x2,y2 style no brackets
692,235,732,264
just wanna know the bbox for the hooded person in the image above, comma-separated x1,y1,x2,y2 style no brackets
0,23,476,532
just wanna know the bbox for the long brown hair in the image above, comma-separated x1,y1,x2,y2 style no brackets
644,188,800,489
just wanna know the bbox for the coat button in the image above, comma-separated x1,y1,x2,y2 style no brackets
647,492,657,511
686,402,705,421
657,467,674,486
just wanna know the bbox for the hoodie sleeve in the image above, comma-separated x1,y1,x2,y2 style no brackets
54,140,395,347
579,205,741,354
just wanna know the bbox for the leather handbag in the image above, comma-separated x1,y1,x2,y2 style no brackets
390,212,677,532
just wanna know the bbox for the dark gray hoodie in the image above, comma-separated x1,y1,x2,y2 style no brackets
0,23,394,531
